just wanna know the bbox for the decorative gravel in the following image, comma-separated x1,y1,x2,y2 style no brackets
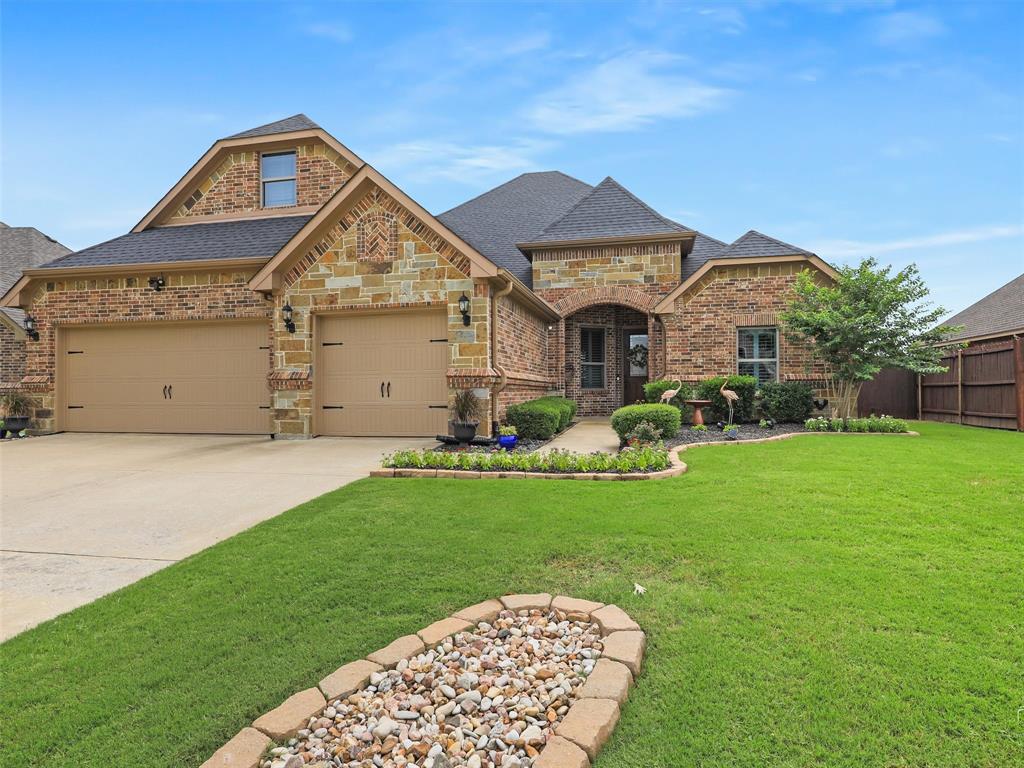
665,422,807,448
432,438,546,454
268,609,603,768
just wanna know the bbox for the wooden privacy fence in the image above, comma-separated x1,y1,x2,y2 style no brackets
919,337,1024,430
857,367,918,419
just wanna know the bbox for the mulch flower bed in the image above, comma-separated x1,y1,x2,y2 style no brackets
664,422,806,448
274,609,602,768
432,438,547,454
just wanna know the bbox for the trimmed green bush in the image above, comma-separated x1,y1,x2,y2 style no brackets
643,379,693,409
611,403,681,444
697,375,758,422
384,445,671,474
533,396,577,430
804,415,908,433
759,381,814,423
505,402,560,440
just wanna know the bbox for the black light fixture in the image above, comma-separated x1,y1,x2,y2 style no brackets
282,302,296,334
23,314,39,341
148,275,166,292
458,293,471,326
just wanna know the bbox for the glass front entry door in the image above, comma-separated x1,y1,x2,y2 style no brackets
623,330,649,405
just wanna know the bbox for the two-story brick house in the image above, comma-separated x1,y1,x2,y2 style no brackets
1,115,835,437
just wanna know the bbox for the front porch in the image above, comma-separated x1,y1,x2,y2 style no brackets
560,303,655,416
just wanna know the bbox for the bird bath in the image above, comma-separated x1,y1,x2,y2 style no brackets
685,399,713,425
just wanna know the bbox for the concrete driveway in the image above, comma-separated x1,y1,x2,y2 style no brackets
0,432,432,640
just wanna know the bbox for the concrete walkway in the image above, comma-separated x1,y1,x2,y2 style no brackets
541,417,620,454
0,432,433,640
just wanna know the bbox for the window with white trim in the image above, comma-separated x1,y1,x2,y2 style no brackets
737,327,778,385
261,151,297,207
580,327,606,389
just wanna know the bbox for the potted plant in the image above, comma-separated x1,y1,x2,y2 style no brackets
498,425,518,451
451,389,482,444
0,390,35,438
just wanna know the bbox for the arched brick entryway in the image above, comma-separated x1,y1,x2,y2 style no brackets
552,286,659,318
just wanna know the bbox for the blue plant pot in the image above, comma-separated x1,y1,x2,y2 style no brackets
724,428,739,440
498,435,518,450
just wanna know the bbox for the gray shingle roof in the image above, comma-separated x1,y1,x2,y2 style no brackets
529,177,692,244
36,215,312,271
943,273,1024,342
1,223,71,325
680,231,728,280
438,171,593,286
225,114,321,140
718,230,814,259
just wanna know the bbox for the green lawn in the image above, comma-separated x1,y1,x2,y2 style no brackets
2,422,1021,767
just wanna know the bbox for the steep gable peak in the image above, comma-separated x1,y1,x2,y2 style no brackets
719,230,815,259
224,114,322,139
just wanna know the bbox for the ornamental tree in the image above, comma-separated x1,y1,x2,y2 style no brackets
781,258,962,419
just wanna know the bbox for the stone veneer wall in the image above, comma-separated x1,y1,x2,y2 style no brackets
494,294,558,418
532,241,681,305
1,326,26,388
171,143,358,220
270,184,491,437
17,270,270,433
563,305,648,416
661,262,827,385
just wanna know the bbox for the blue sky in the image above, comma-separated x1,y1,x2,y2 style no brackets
2,1,1022,317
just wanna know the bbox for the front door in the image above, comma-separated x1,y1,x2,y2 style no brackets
623,329,649,405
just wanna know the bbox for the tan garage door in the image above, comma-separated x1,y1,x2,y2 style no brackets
317,310,449,436
62,322,270,434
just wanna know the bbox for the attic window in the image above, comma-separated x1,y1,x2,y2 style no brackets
261,151,297,208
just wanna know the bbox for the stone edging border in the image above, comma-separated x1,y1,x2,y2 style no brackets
201,593,645,768
369,430,920,482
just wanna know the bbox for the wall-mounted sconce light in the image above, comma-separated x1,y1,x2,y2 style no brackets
24,314,39,341
148,275,166,292
458,293,471,327
282,302,296,334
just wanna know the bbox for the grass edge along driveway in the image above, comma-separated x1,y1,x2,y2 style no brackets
1,422,1021,767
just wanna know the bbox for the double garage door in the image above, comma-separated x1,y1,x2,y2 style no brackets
59,311,449,437
61,322,270,434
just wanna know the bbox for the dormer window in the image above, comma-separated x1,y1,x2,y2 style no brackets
261,151,297,207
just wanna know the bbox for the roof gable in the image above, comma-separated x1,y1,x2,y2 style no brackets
943,273,1024,342
525,177,692,245
719,230,814,259
437,171,592,286
1,224,72,326
225,114,321,139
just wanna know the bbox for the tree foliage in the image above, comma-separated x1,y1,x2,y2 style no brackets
781,258,962,418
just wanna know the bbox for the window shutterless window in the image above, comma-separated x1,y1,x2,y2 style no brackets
737,327,778,385
261,151,297,208
580,328,606,389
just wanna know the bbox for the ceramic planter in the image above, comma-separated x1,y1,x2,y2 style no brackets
452,421,479,443
498,434,518,450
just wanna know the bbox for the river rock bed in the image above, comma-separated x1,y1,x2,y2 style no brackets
265,609,603,768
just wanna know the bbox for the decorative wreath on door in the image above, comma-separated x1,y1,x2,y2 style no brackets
628,343,648,370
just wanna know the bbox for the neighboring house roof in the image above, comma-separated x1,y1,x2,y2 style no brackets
37,215,312,270
524,177,692,245
438,171,593,286
681,231,728,280
942,273,1024,342
717,230,815,259
0,222,71,328
224,114,322,139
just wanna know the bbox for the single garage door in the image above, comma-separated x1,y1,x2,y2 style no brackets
62,321,270,434
317,310,449,436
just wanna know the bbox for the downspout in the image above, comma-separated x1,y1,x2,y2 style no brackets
490,270,515,433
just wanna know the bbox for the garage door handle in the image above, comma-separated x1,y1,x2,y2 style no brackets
162,385,168,399
381,381,385,398
168,385,173,400
387,381,391,398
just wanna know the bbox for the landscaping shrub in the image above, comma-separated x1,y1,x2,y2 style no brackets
804,415,908,433
759,381,814,423
504,401,560,440
532,396,577,430
624,420,663,448
611,403,681,444
383,446,670,474
643,379,693,409
697,375,757,422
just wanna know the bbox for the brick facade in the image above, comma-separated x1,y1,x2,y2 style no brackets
532,241,681,305
1,325,26,387
494,294,558,418
171,143,357,220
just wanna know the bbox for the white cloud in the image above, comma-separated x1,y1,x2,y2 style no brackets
697,7,746,35
872,11,946,47
527,51,731,134
305,22,353,43
372,139,552,185
810,225,1024,259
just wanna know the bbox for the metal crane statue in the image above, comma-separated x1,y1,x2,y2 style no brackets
719,380,740,425
659,380,684,405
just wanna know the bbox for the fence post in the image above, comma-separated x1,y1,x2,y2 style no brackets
916,373,922,420
957,348,964,424
1014,335,1024,431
